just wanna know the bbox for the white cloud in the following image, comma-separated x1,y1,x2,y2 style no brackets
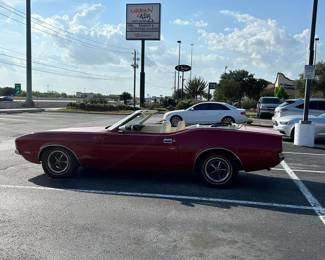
172,18,208,28
197,10,309,79
31,4,130,66
173,18,190,26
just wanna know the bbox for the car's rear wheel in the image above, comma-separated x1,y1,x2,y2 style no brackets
170,115,182,127
41,147,78,178
221,116,235,125
199,154,237,187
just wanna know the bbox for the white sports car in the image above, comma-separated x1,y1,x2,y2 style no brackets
163,102,246,127
273,113,325,140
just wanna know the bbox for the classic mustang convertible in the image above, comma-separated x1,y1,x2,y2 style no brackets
15,110,283,187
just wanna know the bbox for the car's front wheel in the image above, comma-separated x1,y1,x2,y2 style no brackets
199,154,237,187
41,147,78,178
170,115,182,127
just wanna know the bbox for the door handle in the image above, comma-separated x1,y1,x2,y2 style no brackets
163,138,174,144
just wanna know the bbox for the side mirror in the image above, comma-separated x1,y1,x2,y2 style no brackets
189,107,194,111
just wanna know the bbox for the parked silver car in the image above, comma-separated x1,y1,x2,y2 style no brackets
273,98,325,121
273,113,325,140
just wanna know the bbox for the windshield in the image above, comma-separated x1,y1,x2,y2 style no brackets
261,98,280,104
278,100,297,107
107,110,156,131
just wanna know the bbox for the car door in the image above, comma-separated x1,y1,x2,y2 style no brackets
207,103,230,123
98,130,180,171
190,103,210,124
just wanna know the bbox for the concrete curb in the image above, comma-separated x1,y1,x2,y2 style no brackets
0,108,44,114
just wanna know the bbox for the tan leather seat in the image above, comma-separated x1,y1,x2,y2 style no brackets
175,121,186,131
160,121,172,133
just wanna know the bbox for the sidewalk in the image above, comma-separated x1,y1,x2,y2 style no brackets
0,108,44,114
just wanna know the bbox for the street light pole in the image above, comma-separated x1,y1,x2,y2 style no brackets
25,0,33,107
177,40,181,99
302,0,318,124
131,50,139,109
314,37,319,64
190,43,194,81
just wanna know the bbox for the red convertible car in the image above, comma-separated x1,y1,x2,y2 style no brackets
15,110,283,187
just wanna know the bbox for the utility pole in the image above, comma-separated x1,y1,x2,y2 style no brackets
25,0,33,107
177,40,181,99
302,0,318,123
295,0,318,146
131,50,139,109
190,43,194,81
140,40,145,107
174,70,176,94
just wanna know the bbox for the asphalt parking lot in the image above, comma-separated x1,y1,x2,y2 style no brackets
0,112,324,259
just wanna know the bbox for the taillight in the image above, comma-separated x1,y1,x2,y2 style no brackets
240,111,246,115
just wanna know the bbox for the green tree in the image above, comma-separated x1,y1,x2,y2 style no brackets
120,92,132,105
215,70,268,102
214,79,241,103
172,89,183,100
184,77,207,100
274,86,289,99
0,87,15,96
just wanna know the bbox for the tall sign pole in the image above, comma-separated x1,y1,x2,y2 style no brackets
131,50,139,109
26,0,33,106
140,40,145,106
302,0,318,123
126,3,161,108
294,0,318,146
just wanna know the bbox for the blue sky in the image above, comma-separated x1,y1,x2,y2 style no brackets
0,0,324,96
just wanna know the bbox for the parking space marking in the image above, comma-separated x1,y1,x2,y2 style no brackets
281,161,325,225
0,184,315,211
273,168,325,174
283,151,325,156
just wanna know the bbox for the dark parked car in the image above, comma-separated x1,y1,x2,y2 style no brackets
257,97,280,118
0,96,14,102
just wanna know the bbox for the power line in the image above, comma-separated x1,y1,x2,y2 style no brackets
0,46,132,73
0,2,133,54
0,59,132,81
0,52,129,78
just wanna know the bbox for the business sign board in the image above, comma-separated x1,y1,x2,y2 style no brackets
14,83,21,95
304,65,315,80
126,3,161,40
175,64,191,72
209,82,217,89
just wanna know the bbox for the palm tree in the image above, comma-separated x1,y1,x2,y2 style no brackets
185,77,207,100
120,92,132,105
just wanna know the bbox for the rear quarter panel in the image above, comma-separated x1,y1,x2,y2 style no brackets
175,127,282,172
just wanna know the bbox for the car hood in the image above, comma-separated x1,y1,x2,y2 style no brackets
46,126,107,133
276,115,316,122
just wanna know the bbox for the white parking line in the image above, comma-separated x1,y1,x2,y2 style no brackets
281,161,325,225
273,168,325,174
0,184,314,211
283,151,325,156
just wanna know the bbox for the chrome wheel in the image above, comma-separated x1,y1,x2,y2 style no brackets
204,157,231,184
221,117,235,125
47,150,70,175
170,116,182,127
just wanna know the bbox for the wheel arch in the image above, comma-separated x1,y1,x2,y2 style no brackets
38,144,80,164
194,148,243,172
